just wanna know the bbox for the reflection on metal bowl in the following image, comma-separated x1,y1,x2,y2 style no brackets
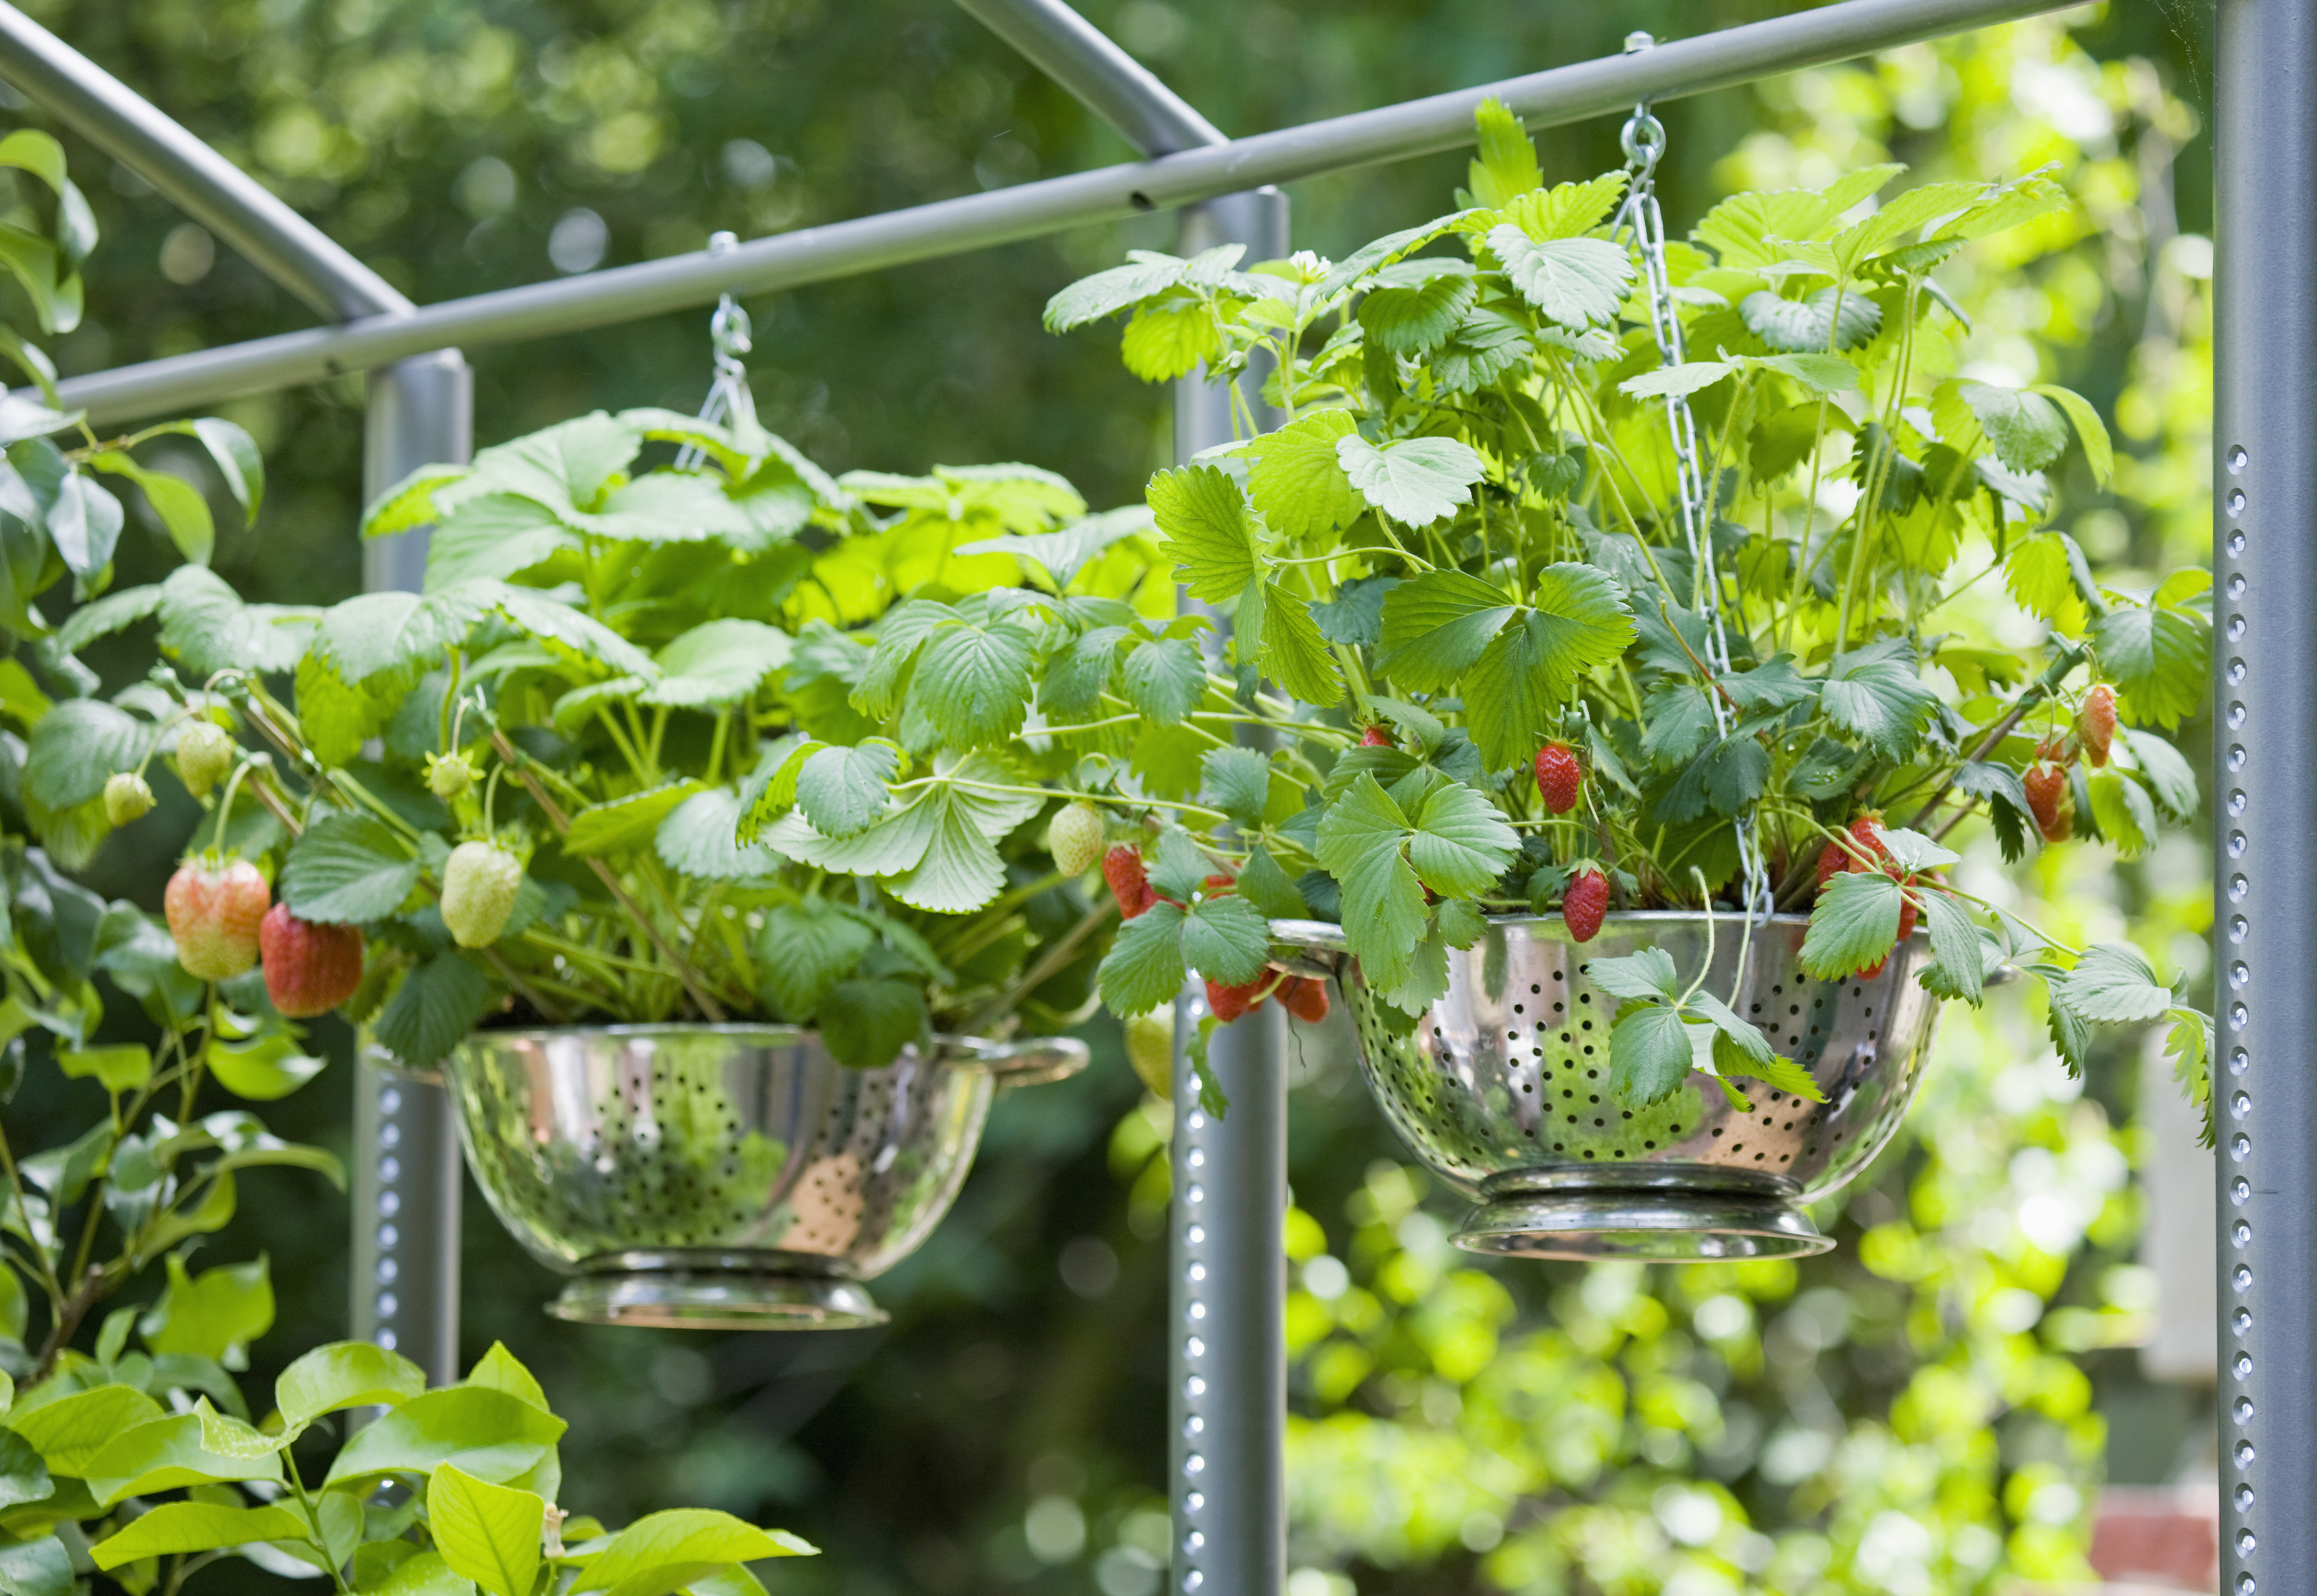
1270,913,1943,1260
436,1025,1087,1328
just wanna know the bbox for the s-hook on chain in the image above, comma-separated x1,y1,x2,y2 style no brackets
674,230,758,470
1610,33,1774,923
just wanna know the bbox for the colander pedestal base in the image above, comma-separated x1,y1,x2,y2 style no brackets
550,1257,888,1330
1452,1185,1831,1260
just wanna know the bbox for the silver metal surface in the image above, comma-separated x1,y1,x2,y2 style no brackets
348,348,470,1387
1170,184,1289,1596
2215,3,2302,1587
54,0,2078,426
1274,913,1941,1259
0,3,410,322
950,0,1224,156
360,351,471,594
440,1025,1085,1330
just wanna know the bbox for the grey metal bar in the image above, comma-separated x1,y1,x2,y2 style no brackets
0,3,411,321
2214,2,2303,1589
1171,187,1288,1596
55,0,2072,427
348,351,473,1388
951,0,1224,156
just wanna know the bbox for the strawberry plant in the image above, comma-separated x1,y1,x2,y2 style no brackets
1013,100,2214,1117
43,408,1159,1076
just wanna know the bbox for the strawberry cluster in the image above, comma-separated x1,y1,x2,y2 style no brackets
1100,845,1331,1026
2017,683,2116,846
165,857,364,1018
1815,814,1923,979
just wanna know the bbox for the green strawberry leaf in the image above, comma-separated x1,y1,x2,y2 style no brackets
1335,435,1486,528
1488,230,1633,329
1403,778,1518,896
1123,635,1205,725
372,951,497,1072
2051,942,2172,1023
1915,886,1985,1004
1821,638,1939,759
1250,581,1344,705
2092,602,2207,727
1377,570,1516,691
281,814,420,924
909,621,1035,747
1243,410,1365,541
1583,949,1678,1003
816,978,929,1070
755,899,876,1021
1607,1001,1696,1106
1148,465,1260,603
1312,773,1427,992
1198,747,1272,829
1799,867,1905,980
1235,846,1309,921
1098,900,1190,1016
1178,895,1270,984
794,742,901,839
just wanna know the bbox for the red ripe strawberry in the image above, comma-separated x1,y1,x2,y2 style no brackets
259,905,365,1019
1359,725,1393,748
1102,845,1155,919
166,857,270,980
1201,872,1237,896
2079,684,2117,767
2024,763,2068,841
1204,976,1269,1024
1563,868,1610,944
1535,741,1583,815
1895,880,1920,944
1814,842,1850,891
1847,814,1890,868
1280,976,1330,1024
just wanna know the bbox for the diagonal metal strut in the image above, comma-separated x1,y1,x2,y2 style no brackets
0,1,409,321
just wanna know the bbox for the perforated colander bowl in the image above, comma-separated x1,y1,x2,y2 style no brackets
1269,913,1943,1259
439,1025,1087,1328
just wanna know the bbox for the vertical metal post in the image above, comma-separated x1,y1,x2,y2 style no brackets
2214,4,2311,1591
1170,187,1288,1596
350,349,472,1387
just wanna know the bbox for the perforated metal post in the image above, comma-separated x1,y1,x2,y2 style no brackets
2214,2,2311,1588
350,350,472,1386
1170,188,1288,1596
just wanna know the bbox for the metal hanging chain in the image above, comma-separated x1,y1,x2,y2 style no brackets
674,230,758,471
1611,35,1774,924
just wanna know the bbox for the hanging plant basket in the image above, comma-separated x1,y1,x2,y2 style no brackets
400,1025,1086,1329
1270,913,1945,1260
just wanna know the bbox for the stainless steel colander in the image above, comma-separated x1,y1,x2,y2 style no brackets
437,1025,1087,1328
1270,913,1943,1259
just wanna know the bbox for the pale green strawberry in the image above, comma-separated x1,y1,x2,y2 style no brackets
441,841,523,948
1045,800,1105,879
174,721,235,798
104,772,155,827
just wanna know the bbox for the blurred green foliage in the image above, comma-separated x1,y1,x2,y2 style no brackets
0,1,2212,1593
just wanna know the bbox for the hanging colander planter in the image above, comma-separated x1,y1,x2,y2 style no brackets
1272,914,1943,1259
399,1025,1085,1329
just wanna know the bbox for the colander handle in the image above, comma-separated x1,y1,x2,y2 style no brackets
947,1034,1090,1088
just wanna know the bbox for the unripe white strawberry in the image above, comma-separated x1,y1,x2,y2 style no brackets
426,753,477,800
166,857,269,979
104,772,155,827
440,841,523,948
1123,1010,1173,1099
174,722,235,798
1045,801,1105,878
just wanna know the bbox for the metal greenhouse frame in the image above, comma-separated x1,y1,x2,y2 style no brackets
0,0,2275,1591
